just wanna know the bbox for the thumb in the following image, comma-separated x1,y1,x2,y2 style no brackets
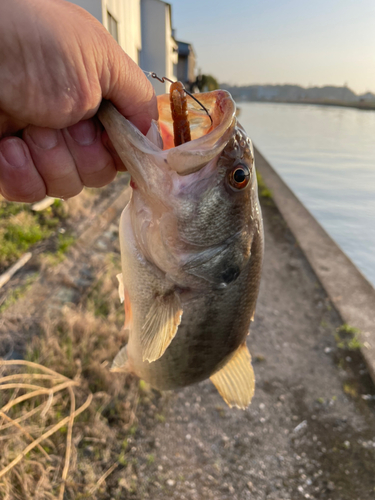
101,43,158,135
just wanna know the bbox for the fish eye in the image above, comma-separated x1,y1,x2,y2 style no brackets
228,164,250,190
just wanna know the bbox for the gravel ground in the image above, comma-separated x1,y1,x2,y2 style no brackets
125,198,375,500
1,186,375,499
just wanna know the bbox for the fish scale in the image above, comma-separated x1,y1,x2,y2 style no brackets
98,88,264,409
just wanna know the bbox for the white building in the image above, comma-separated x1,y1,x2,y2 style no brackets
69,0,185,96
140,0,178,94
68,0,142,64
176,40,196,91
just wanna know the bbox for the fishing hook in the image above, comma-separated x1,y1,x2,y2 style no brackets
144,71,213,125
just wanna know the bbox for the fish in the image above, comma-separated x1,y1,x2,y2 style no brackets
98,87,264,409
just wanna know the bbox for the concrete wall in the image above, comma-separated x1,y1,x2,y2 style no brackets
140,0,177,95
187,49,196,83
176,42,196,89
101,0,141,63
68,0,142,64
69,0,187,95
254,147,375,387
164,3,178,89
177,55,188,83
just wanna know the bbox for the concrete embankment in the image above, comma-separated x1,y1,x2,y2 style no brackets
254,147,375,385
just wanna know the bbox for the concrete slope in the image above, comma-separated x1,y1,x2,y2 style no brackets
255,147,375,384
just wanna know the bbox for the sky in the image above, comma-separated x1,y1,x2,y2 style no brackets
171,0,375,94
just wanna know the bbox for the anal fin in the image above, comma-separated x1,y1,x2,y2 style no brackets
210,343,255,409
141,291,182,363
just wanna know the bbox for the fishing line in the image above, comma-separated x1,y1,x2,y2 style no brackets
143,70,213,125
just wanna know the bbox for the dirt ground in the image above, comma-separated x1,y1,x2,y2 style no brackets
125,197,375,500
1,186,375,499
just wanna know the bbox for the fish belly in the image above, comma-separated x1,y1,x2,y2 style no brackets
117,203,261,392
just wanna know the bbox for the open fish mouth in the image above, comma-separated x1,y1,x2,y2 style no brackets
156,89,236,152
98,90,237,178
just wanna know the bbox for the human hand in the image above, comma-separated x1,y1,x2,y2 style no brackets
0,0,157,202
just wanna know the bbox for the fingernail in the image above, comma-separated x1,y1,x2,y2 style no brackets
67,119,97,145
0,139,27,168
28,127,58,149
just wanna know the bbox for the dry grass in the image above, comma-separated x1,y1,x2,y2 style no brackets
0,255,144,499
0,360,92,499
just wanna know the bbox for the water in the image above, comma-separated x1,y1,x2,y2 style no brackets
239,102,375,287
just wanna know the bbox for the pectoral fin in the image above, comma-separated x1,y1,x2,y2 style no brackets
141,292,183,363
210,343,255,409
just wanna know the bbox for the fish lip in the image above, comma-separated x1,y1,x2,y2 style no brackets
98,90,237,177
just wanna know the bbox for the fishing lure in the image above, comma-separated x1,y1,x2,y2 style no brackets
145,72,213,147
169,80,191,147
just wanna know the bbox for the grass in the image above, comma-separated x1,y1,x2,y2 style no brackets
0,273,38,314
335,324,362,351
43,232,76,266
0,359,92,500
0,257,145,499
343,382,359,398
0,183,129,273
57,231,75,253
0,183,169,499
0,198,67,270
85,258,125,328
0,212,45,265
256,172,273,199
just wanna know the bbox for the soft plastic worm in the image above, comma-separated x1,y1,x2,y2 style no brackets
169,81,192,147
145,71,213,129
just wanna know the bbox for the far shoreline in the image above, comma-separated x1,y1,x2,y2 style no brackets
235,98,375,111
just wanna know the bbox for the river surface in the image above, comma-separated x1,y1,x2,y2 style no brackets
239,102,375,288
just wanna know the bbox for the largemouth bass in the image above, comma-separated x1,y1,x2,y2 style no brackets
98,88,263,409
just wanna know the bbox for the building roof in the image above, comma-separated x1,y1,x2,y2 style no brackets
176,40,195,57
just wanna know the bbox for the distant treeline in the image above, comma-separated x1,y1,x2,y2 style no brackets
220,84,375,103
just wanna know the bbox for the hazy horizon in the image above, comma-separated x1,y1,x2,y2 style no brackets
219,82,373,95
171,0,375,95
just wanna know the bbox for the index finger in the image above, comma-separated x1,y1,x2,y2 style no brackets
100,46,158,135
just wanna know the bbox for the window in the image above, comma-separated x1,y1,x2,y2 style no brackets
107,11,118,42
